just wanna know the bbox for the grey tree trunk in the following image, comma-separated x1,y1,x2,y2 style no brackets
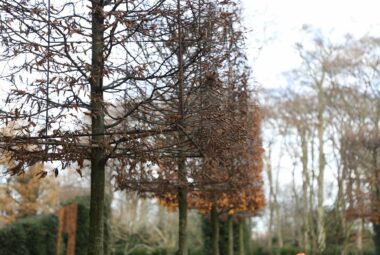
337,156,350,255
274,183,283,248
88,1,106,254
300,132,311,251
310,135,317,253
211,205,220,255
291,165,302,246
265,147,274,252
316,81,326,253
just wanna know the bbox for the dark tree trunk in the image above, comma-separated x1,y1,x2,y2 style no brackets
211,205,220,255
239,221,245,255
176,1,187,254
227,216,234,255
88,1,106,254
177,172,188,255
373,224,380,255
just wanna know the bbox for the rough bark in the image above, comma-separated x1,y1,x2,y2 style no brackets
88,1,106,254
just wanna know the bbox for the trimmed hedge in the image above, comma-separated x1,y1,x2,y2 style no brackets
74,197,91,255
0,214,58,255
252,246,375,255
0,195,110,255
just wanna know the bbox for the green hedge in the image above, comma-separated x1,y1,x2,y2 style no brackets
114,247,201,255
73,196,91,255
0,214,58,255
0,195,111,255
252,246,375,255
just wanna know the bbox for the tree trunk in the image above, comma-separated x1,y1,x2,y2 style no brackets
300,132,311,251
373,224,380,255
337,138,350,255
227,215,234,255
291,165,302,247
177,176,188,255
274,197,283,248
372,141,380,255
176,1,187,254
265,148,274,252
356,219,363,255
316,81,326,253
210,205,220,255
247,218,253,255
310,135,317,254
239,220,245,255
88,1,106,255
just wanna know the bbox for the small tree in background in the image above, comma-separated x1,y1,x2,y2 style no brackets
0,122,58,224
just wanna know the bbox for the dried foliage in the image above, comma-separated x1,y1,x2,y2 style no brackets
0,0,263,252
0,158,58,224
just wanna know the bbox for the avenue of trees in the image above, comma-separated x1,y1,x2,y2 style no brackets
0,1,264,255
2,1,379,255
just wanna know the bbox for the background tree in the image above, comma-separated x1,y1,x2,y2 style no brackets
260,31,380,254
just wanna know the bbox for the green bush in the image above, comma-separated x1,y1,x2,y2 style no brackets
116,247,201,255
251,246,375,255
0,195,112,255
75,198,91,255
0,214,58,255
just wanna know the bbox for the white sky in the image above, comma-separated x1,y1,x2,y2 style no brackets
241,0,380,181
241,0,380,89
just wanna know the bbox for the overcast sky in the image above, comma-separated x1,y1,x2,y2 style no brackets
241,0,380,90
